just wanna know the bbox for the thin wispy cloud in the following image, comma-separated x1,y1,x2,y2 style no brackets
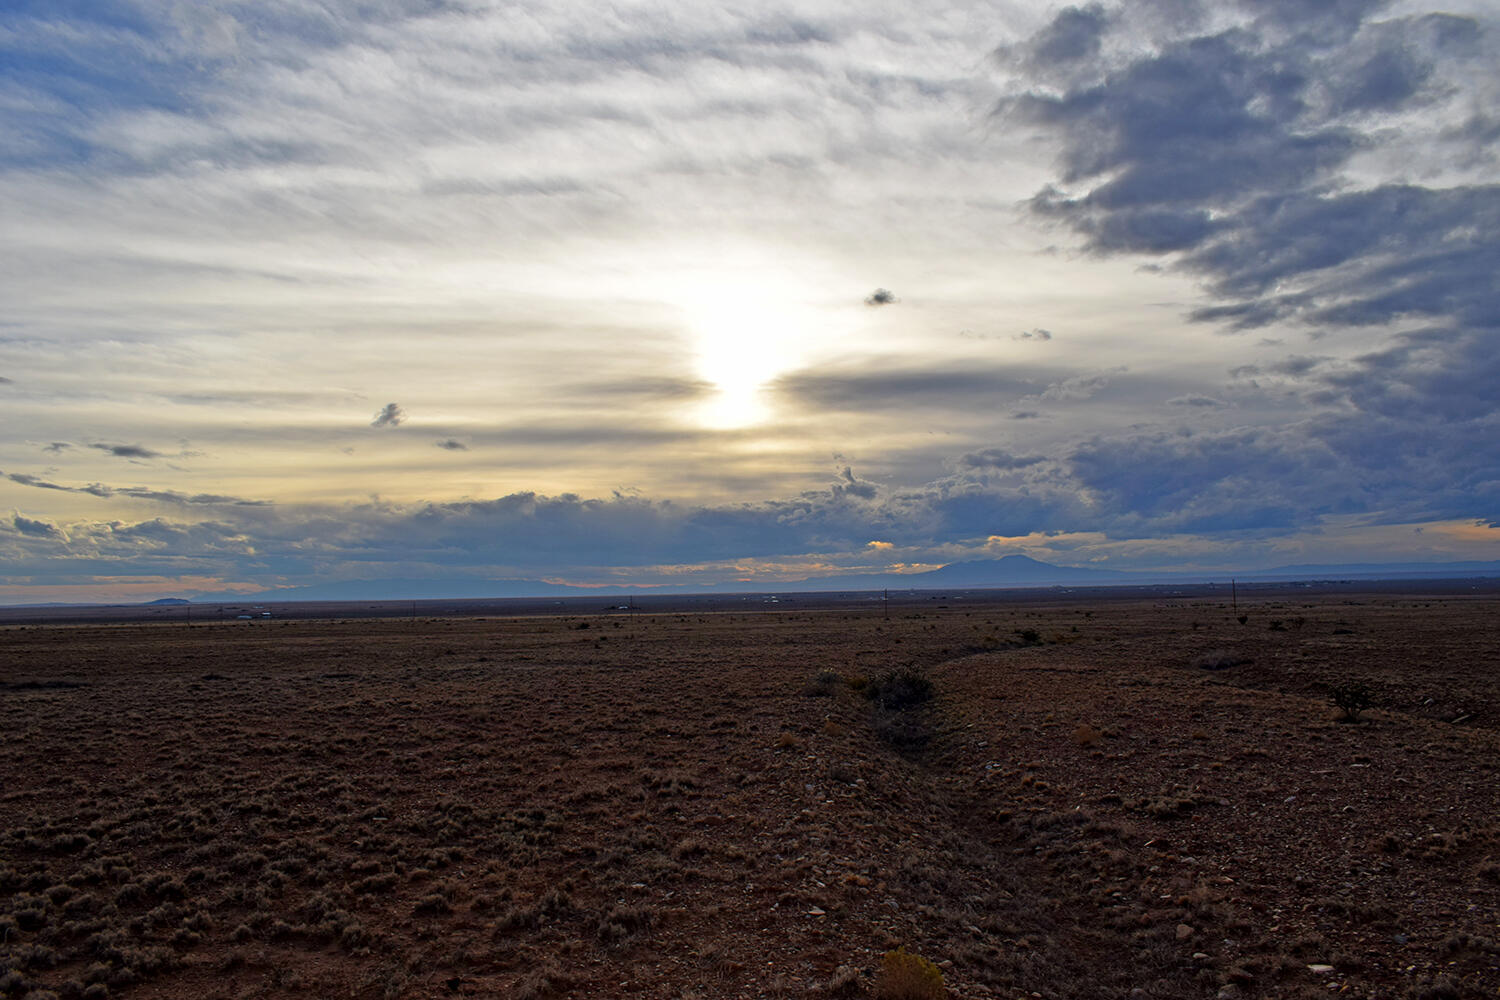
89,443,162,460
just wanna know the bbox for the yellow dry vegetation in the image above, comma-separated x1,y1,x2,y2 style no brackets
875,948,947,1000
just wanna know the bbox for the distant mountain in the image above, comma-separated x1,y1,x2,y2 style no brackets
915,554,1136,585
144,597,191,605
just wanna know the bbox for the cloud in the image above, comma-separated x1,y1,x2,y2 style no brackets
7,473,72,491
777,364,1048,412
371,403,406,428
1039,368,1124,402
1001,0,1500,535
1016,4,1110,72
4,0,1498,598
89,443,162,459
1005,3,1496,342
0,376,12,384
5,470,268,507
958,448,1046,470
864,288,898,306
44,442,71,453
13,514,66,540
832,466,878,500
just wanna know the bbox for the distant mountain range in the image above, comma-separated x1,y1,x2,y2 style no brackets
171,554,1500,604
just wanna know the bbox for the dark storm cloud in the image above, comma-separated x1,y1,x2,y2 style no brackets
1006,5,1493,335
1321,330,1500,423
89,443,162,459
864,288,897,306
370,403,406,428
1004,1,1500,531
1066,428,1344,534
435,439,468,451
1021,4,1109,69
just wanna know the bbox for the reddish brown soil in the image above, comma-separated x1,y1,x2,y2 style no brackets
2,594,1497,999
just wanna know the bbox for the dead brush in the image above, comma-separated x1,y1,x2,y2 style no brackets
1071,724,1103,747
805,669,843,696
1330,680,1375,722
863,665,933,711
874,949,946,1000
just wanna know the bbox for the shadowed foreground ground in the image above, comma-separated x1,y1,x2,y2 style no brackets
2,594,1498,998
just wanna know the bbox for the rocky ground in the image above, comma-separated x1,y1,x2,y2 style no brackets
1,592,1497,998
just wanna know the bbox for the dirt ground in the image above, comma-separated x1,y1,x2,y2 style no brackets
2,591,1498,999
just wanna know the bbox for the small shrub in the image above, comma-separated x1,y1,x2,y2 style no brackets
826,964,862,996
864,666,933,711
413,893,452,916
805,670,842,696
874,949,946,1000
1192,649,1252,671
1331,681,1374,722
1071,724,1102,747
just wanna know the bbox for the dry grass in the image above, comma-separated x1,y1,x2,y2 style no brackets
1,592,1498,998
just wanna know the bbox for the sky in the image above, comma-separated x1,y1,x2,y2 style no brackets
3,0,1499,602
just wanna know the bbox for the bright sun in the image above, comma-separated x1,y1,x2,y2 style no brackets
678,275,817,428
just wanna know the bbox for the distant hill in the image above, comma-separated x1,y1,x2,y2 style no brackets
191,578,596,603
780,555,1136,592
180,556,1500,605
144,597,191,605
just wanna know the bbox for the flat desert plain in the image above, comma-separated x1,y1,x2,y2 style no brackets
2,592,1498,999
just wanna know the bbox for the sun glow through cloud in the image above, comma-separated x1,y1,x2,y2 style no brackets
676,271,823,428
